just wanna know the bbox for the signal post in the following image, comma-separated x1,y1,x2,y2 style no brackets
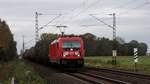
134,48,138,72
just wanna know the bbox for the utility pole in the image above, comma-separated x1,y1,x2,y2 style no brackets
90,13,117,65
21,35,25,58
35,12,61,43
108,13,117,65
112,13,116,41
23,35,25,53
112,13,117,65
89,13,116,40
21,36,34,57
35,12,38,42
35,12,42,43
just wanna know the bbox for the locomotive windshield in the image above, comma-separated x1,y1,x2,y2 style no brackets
62,40,80,50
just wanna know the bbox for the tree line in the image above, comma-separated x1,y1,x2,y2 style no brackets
24,33,147,64
65,33,147,56
0,19,17,62
81,33,147,56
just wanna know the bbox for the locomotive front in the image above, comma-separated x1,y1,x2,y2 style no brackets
59,37,84,67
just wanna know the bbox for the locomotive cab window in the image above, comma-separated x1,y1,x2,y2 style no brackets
62,40,80,50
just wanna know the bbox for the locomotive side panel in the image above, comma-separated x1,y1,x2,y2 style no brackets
50,41,59,63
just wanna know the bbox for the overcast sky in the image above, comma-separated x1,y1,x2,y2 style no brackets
0,0,150,54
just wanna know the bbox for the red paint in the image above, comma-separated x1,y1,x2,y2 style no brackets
49,37,84,67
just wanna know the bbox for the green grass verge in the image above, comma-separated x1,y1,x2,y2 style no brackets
85,56,150,74
0,59,46,84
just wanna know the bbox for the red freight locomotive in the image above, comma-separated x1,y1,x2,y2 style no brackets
49,37,84,67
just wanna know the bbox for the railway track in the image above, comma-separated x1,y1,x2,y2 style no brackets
29,61,150,84
85,67,150,84
31,61,129,84
67,72,129,84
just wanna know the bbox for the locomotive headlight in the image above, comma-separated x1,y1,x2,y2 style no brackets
63,54,66,57
63,51,69,57
75,51,80,56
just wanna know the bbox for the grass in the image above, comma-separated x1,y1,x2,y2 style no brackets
85,56,150,74
0,59,46,84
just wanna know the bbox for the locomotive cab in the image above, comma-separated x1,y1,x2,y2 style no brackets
61,39,84,67
49,37,84,68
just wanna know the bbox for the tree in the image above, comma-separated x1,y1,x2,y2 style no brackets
81,33,97,56
0,19,17,62
138,43,147,56
116,37,125,44
24,32,148,62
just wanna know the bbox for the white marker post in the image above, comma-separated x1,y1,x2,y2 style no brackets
134,48,138,72
113,50,117,57
112,50,117,65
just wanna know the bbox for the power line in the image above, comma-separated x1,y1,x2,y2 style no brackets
22,35,25,54
89,14,113,29
54,0,89,26
116,0,140,8
35,12,62,43
62,0,142,27
39,14,61,30
62,0,102,25
118,1,150,15
83,0,150,27
25,38,34,45
24,39,35,49
88,0,141,22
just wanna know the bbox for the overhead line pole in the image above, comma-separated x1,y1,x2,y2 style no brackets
89,13,116,41
35,12,61,43
20,35,25,59
22,35,25,54
112,13,116,41
35,12,39,43
90,13,117,66
35,12,42,43
112,13,117,66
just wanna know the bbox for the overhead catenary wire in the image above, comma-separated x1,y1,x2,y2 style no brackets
60,0,102,25
59,0,146,28
89,14,113,29
56,0,139,27
35,0,150,34
82,0,150,27
92,0,140,15
39,14,62,30
118,0,150,15
24,38,34,45
54,0,89,26
35,12,62,42
74,0,140,25
87,0,142,22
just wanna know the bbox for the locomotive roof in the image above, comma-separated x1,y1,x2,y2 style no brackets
50,37,82,44
58,37,82,40
51,39,58,44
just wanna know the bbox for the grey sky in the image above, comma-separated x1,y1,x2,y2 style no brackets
0,0,150,54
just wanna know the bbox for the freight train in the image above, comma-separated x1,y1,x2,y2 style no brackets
23,36,84,68
49,37,84,67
